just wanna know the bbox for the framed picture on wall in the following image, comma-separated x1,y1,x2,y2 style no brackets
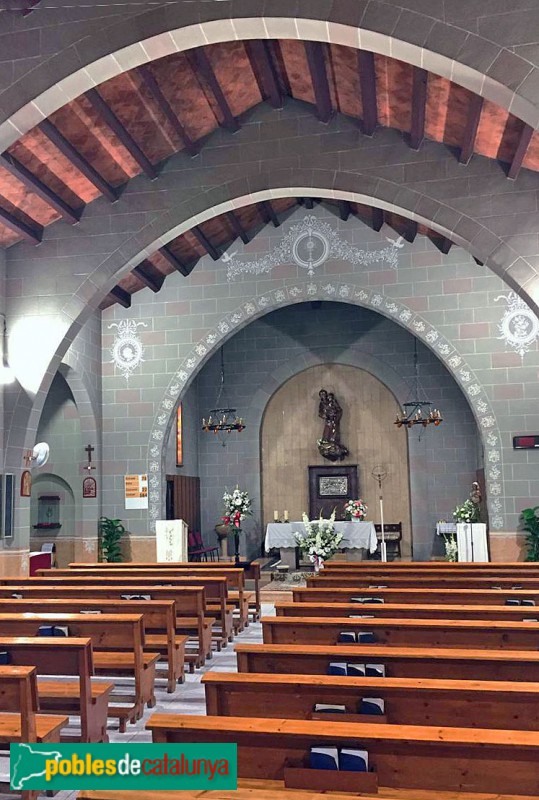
4,474,14,539
176,404,183,467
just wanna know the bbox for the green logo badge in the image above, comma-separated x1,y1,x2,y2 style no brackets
11,743,237,790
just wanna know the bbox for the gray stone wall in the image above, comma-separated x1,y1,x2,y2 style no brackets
165,378,199,478
100,204,539,556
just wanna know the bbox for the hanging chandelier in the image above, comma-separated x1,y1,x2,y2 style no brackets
202,347,245,442
394,338,442,429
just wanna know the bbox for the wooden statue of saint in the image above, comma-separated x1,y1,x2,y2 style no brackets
317,389,349,462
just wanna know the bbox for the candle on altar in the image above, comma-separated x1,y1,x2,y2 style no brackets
284,510,289,522
273,510,279,522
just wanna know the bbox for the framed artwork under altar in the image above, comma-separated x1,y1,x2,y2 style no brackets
308,465,358,521
176,404,183,467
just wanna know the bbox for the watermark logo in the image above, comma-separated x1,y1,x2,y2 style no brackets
11,743,237,791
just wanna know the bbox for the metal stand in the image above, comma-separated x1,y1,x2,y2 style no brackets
234,527,241,564
372,466,388,563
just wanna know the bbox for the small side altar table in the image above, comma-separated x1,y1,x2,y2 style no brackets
265,521,378,569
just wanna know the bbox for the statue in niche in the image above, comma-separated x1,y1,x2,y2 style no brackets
317,389,349,462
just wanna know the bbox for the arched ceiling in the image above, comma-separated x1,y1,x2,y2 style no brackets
0,37,537,307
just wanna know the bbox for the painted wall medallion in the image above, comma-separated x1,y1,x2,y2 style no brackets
495,292,539,359
108,319,148,383
20,470,31,497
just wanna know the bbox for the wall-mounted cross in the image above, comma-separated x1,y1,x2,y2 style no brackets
84,444,95,472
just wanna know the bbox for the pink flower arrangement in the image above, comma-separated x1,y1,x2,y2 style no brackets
343,499,368,520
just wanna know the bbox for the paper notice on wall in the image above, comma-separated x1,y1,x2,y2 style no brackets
124,474,148,509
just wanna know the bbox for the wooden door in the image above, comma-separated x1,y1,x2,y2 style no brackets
166,475,201,532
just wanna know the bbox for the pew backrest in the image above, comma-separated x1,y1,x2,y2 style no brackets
0,664,38,741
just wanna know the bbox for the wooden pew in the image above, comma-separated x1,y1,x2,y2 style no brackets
276,601,539,622
202,671,539,730
262,616,539,650
78,788,379,800
0,583,213,672
292,586,539,605
322,565,539,575
0,636,112,742
0,598,186,693
42,567,247,633
235,642,539,682
320,561,539,569
305,574,539,589
0,665,68,800
146,713,539,795
69,560,263,622
0,612,157,732
4,575,228,655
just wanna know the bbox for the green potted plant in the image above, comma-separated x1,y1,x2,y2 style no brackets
99,516,125,563
520,506,539,561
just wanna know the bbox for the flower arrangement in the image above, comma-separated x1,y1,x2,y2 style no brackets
294,509,343,571
343,499,368,520
443,533,458,562
453,499,480,524
222,486,252,529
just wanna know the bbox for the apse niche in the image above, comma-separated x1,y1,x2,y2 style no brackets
193,301,482,561
30,371,83,566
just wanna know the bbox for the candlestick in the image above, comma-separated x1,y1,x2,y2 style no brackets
273,510,279,522
284,510,289,522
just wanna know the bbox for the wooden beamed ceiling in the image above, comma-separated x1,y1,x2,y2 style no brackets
0,38,537,304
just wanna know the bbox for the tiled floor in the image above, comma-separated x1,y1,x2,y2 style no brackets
3,603,275,800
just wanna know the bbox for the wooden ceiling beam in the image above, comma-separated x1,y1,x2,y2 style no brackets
132,262,165,293
410,67,428,150
137,66,199,157
303,197,315,210
191,48,239,133
338,200,352,221
358,50,378,137
247,40,283,110
0,151,82,224
226,211,250,244
428,232,452,254
390,216,418,243
304,41,333,124
0,204,42,244
259,200,280,227
86,88,158,180
359,206,384,232
459,94,483,165
0,207,43,244
110,286,131,308
159,245,191,277
507,123,534,180
39,119,119,202
192,225,220,261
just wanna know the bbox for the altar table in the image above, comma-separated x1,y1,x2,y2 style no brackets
265,521,378,568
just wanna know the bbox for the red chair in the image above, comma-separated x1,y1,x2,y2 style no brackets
188,531,219,562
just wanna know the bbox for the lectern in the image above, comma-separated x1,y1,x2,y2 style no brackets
155,519,188,562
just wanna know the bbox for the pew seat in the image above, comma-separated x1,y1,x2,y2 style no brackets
146,714,539,795
262,615,539,650
235,643,539,682
203,671,539,730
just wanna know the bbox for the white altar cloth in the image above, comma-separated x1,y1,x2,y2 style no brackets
265,521,378,554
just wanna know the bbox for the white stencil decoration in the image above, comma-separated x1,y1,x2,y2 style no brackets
495,292,539,359
223,215,403,280
108,319,147,383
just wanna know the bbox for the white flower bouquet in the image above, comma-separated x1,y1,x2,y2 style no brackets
453,499,480,524
294,509,343,569
222,486,252,529
343,499,368,520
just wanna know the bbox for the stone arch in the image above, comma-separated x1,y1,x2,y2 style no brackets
148,285,504,535
1,8,537,153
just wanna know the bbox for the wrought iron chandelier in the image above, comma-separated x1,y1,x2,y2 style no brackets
202,347,245,442
394,339,442,429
